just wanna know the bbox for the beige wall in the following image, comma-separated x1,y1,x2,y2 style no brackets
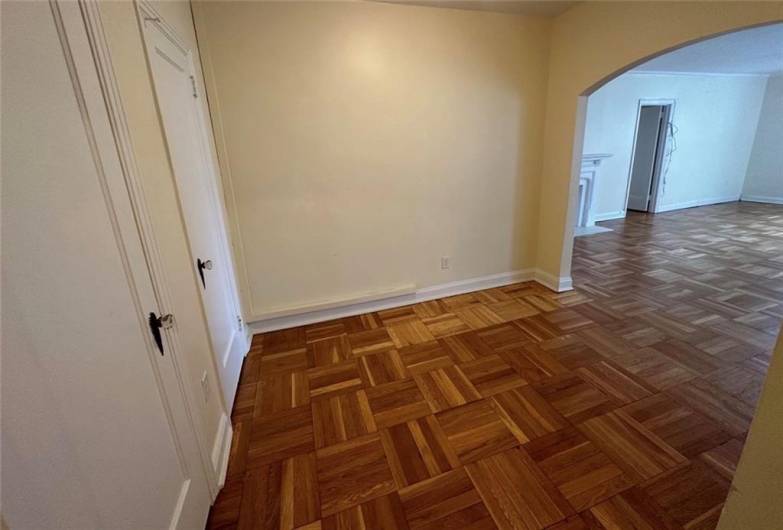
538,1,783,278
193,1,551,318
718,331,783,528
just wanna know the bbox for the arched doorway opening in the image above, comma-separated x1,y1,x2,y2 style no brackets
557,20,783,284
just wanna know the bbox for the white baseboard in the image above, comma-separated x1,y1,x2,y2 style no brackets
210,413,232,488
220,328,250,412
248,268,577,334
591,210,626,223
655,195,739,213
533,269,573,293
741,194,783,205
249,269,545,334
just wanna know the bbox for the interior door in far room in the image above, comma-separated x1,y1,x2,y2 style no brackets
142,16,244,410
627,104,668,212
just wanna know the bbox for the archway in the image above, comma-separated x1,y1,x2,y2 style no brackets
559,21,783,282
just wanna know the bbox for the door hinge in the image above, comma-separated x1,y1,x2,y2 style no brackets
189,75,198,98
237,315,243,331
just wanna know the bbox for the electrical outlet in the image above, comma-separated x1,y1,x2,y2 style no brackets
441,256,450,270
201,371,210,403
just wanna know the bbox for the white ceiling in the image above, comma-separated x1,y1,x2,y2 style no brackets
634,23,783,75
378,0,577,17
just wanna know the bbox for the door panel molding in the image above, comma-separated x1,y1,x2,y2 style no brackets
59,0,220,501
136,0,248,414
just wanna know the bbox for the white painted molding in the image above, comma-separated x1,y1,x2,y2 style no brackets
254,285,417,321
741,195,783,205
210,413,232,488
592,210,626,222
627,70,771,79
655,195,740,213
533,269,574,293
249,269,541,334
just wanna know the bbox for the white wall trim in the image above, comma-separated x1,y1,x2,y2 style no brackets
249,269,546,334
655,195,740,213
627,70,771,79
210,414,232,488
592,210,626,222
741,195,783,205
533,269,574,293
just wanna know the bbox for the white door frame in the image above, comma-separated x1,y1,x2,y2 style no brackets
135,0,249,411
623,98,676,214
64,0,222,499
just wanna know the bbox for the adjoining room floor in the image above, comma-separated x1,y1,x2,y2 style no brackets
208,202,783,530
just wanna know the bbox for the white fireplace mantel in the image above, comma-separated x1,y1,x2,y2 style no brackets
577,153,612,228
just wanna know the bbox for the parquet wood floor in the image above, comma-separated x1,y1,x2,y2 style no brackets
208,202,783,530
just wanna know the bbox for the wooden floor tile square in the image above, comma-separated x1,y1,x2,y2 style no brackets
666,378,754,437
436,399,518,464
316,434,396,516
459,354,526,397
358,349,409,386
256,372,309,418
248,405,314,467
491,385,567,444
538,336,605,370
263,327,307,356
312,390,377,449
348,328,395,355
453,304,504,329
421,313,470,338
650,338,721,375
399,341,454,374
543,308,595,333
441,332,494,361
366,379,431,428
307,360,364,399
575,361,654,405
378,305,419,324
414,365,481,413
703,364,765,406
387,319,436,348
316,493,410,530
260,348,310,375
532,372,619,424
515,314,566,341
307,335,352,367
487,299,539,321
611,347,696,390
699,438,744,481
305,319,346,343
380,416,460,488
524,427,634,511
621,393,731,458
475,322,533,352
643,461,729,530
239,452,320,530
510,343,570,378
412,299,448,319
466,447,574,529
583,488,678,530
577,411,687,482
398,467,495,530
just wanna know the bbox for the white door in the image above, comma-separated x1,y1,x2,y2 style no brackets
2,2,210,528
141,16,244,410
627,105,665,212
